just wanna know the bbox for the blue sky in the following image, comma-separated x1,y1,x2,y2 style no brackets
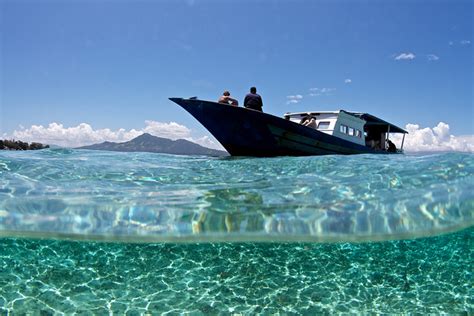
1,0,473,150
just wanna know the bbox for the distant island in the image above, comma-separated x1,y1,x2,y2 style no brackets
78,133,228,156
0,139,50,150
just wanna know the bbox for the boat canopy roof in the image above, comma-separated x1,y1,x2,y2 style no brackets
284,110,407,134
346,112,407,134
284,110,342,116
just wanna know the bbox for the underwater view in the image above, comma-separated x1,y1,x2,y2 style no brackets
0,149,473,313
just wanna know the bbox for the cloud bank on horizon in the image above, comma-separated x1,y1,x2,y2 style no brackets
4,121,473,153
6,121,221,150
391,122,473,153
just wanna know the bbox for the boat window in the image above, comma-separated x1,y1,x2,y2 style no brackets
356,130,362,138
348,127,354,136
318,121,330,129
340,125,348,134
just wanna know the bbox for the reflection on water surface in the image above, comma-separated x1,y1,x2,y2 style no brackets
0,150,472,242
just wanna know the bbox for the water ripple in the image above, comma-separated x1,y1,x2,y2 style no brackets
0,150,472,242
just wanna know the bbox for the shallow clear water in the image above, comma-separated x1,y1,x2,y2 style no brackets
0,228,472,314
0,149,473,313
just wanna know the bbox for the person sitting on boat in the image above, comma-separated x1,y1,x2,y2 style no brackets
300,115,317,129
243,86,263,112
387,139,397,153
218,91,238,106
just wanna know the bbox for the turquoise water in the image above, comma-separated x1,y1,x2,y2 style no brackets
0,149,473,313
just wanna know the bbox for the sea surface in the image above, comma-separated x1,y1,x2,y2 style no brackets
0,149,472,313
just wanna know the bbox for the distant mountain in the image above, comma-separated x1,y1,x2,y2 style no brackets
78,133,228,156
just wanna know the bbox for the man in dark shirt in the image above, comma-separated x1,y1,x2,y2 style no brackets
243,87,263,112
387,139,397,152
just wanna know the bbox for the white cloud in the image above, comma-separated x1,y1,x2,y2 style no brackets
427,54,439,61
391,122,474,152
7,121,225,150
141,120,191,139
449,40,470,47
344,79,352,84
287,95,303,99
309,87,335,96
395,53,416,60
286,95,303,104
187,135,222,150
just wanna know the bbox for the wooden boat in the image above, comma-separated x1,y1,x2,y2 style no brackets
169,97,407,157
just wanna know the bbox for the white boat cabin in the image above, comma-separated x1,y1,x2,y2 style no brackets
283,110,407,151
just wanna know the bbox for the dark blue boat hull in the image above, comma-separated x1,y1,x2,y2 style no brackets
170,98,380,157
